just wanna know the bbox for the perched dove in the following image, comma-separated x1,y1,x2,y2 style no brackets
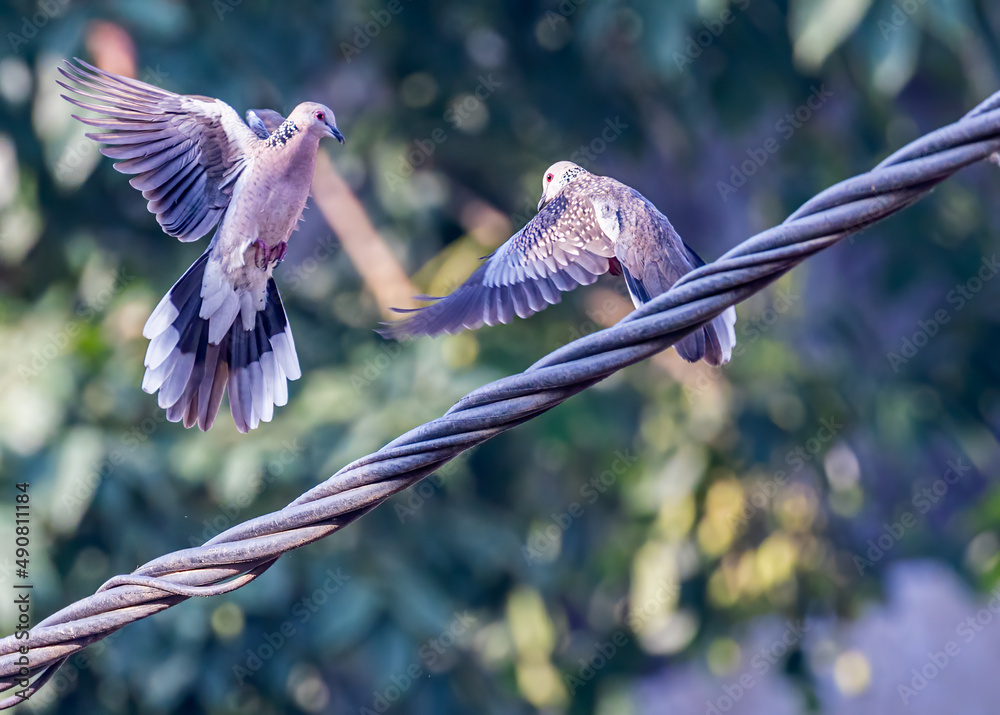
59,59,345,432
383,161,737,365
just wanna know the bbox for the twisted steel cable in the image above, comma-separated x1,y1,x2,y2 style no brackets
4,91,1000,708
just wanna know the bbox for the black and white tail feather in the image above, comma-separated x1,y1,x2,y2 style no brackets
56,58,339,432
142,251,301,432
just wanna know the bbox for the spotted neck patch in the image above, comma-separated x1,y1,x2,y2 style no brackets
559,165,586,189
265,119,298,148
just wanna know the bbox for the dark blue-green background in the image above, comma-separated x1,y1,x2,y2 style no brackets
3,1,1000,713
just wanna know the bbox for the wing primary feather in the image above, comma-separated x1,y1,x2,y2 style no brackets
61,59,250,243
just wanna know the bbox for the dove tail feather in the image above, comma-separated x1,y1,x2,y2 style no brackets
620,260,737,367
676,306,737,366
142,250,300,432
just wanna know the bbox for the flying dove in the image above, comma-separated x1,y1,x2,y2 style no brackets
383,161,737,366
59,59,345,432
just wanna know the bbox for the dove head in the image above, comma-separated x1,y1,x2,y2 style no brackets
538,161,588,210
289,102,345,144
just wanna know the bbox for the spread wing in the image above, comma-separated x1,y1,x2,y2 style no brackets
382,190,615,338
58,58,259,242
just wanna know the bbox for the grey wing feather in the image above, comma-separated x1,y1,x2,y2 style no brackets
382,191,614,338
58,58,258,242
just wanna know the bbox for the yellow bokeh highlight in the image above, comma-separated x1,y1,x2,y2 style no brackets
792,0,871,72
630,540,696,654
210,602,245,639
706,637,742,677
708,568,737,608
833,649,872,696
505,588,567,708
473,621,514,669
515,659,567,709
736,551,758,597
420,237,490,296
441,332,479,370
630,541,680,624
507,587,556,657
755,533,798,590
709,530,802,608
653,493,696,541
697,478,745,556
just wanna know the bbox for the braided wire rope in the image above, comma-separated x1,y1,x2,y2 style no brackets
4,90,1000,708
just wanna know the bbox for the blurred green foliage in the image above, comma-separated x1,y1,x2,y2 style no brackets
2,0,1000,713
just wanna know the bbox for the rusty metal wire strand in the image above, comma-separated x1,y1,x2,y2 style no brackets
4,92,1000,708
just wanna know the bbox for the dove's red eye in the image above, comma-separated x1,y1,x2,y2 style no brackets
314,110,325,122
546,173,554,182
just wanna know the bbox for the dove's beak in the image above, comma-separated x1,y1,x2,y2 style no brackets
327,123,345,144
537,193,548,212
